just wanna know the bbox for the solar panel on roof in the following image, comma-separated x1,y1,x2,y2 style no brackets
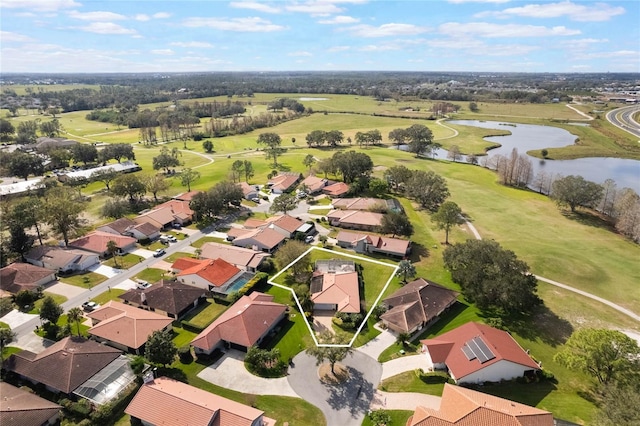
461,344,476,360
472,336,496,363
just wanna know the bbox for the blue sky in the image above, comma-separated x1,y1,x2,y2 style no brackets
1,0,638,73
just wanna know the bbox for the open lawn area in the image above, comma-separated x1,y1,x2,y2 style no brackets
28,293,67,315
165,251,195,263
90,288,126,305
134,268,168,283
103,253,143,269
191,236,229,248
181,299,229,328
59,271,108,289
172,324,198,348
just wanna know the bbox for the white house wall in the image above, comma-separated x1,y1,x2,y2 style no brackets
454,360,534,384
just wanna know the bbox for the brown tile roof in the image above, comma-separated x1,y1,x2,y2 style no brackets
233,227,286,250
191,292,286,351
119,280,206,316
239,182,257,197
0,263,56,294
266,214,304,233
26,246,97,270
381,278,458,333
327,210,384,227
301,175,327,193
99,217,137,234
87,301,173,350
135,207,175,228
0,382,61,426
3,337,121,394
420,322,539,381
155,199,194,218
177,258,241,287
336,231,410,256
332,197,386,210
244,218,268,229
408,383,554,426
323,182,349,197
68,231,136,254
173,190,202,202
126,376,272,426
131,221,160,237
200,242,270,270
310,271,360,313
268,172,301,192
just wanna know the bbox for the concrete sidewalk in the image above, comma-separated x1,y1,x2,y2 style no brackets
381,354,432,380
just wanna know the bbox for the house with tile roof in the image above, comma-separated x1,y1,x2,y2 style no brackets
265,214,308,238
229,227,286,253
336,230,411,258
172,190,202,202
310,260,360,314
68,231,137,257
267,172,302,194
407,383,554,426
119,279,206,319
323,181,350,197
134,199,194,229
200,242,270,272
420,322,540,384
380,278,458,334
191,292,287,354
0,382,61,426
126,376,276,426
0,263,56,294
300,175,328,194
25,246,99,274
87,301,173,353
332,197,388,211
172,258,245,295
239,182,260,200
326,210,384,231
3,337,121,394
97,217,161,242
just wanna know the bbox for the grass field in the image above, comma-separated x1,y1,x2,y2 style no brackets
181,299,229,328
59,271,108,288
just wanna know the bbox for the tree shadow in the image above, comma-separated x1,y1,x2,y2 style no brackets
464,379,557,408
494,305,573,347
561,210,615,231
325,366,375,417
261,318,296,351
408,242,430,263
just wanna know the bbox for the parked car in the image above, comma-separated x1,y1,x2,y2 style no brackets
250,197,261,203
136,280,151,290
153,248,166,257
171,223,182,229
305,235,315,244
82,301,98,312
168,235,178,243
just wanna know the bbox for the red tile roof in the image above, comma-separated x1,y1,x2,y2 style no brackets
173,190,202,202
310,271,360,313
0,263,56,294
268,172,301,192
266,214,304,233
332,197,386,210
87,301,173,350
420,322,539,381
177,258,241,287
191,292,286,351
200,242,269,270
323,182,349,197
327,210,384,227
68,231,136,254
408,384,554,426
301,175,327,193
125,377,274,426
0,382,61,426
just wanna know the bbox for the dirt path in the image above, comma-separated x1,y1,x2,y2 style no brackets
462,219,639,323
434,118,459,140
565,104,594,121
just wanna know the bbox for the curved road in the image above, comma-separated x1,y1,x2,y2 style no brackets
606,105,640,138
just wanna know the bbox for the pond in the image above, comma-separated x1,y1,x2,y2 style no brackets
447,120,640,193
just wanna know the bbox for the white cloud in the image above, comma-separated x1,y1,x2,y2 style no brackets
67,11,127,21
0,31,34,42
183,16,285,32
135,12,170,21
230,2,281,14
448,0,510,3
288,51,313,56
318,15,359,24
0,0,80,11
153,12,171,19
573,50,639,60
482,1,625,22
439,22,580,38
170,41,214,48
285,1,344,16
359,44,401,52
135,14,151,21
151,49,174,55
79,22,138,35
559,38,608,50
328,45,351,52
345,23,430,37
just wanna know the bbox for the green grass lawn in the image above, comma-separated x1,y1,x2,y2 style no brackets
135,268,168,283
307,208,331,216
28,293,68,315
90,288,126,305
165,251,195,263
2,346,23,360
172,324,198,348
361,410,413,426
181,299,229,328
191,236,229,248
379,370,449,395
59,271,108,288
103,253,143,269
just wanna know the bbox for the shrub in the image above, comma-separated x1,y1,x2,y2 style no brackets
69,398,92,416
178,345,193,363
130,356,146,375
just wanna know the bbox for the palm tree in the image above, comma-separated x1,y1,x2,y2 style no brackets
67,307,84,337
396,260,416,284
106,240,119,268
397,332,411,348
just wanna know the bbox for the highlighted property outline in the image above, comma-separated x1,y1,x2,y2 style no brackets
268,246,399,348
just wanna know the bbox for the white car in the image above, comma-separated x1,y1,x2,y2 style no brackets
136,280,151,290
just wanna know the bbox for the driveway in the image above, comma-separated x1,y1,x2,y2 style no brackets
13,332,56,353
113,278,137,291
46,282,87,299
356,328,397,360
131,248,156,259
381,354,432,380
197,349,298,397
1,310,38,329
370,390,440,411
88,264,122,278
288,351,382,426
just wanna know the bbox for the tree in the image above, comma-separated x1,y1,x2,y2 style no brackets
613,188,640,242
112,173,146,203
145,329,177,366
443,239,541,315
405,170,449,211
541,149,548,159
325,129,344,147
8,222,34,261
405,124,433,157
551,175,604,213
190,181,243,221
101,198,129,219
554,329,640,385
303,154,316,173
369,410,392,426
331,151,373,184
243,160,254,182
270,193,299,215
468,102,479,112
368,178,389,197
202,139,214,153
180,168,200,192
99,143,135,163
466,153,478,165
388,128,407,149
257,132,286,167
10,198,45,245
384,165,412,192
40,296,63,325
153,146,181,173
106,239,119,268
71,144,98,165
379,212,414,238
16,120,38,144
45,186,85,246
396,259,416,284
316,158,336,179
0,327,16,362
230,160,244,183
305,331,353,376
594,384,640,426
91,169,119,191
0,118,15,141
432,201,464,244
8,152,44,180
144,174,170,203
397,332,412,347
447,145,462,162
274,240,310,280
67,307,84,337
306,130,326,147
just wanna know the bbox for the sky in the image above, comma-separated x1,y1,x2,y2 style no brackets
1,0,639,74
